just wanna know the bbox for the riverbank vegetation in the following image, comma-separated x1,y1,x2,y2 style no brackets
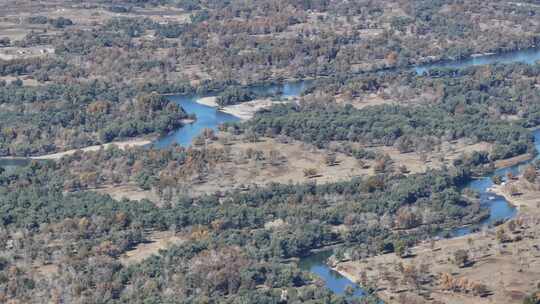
0,83,189,156
1,0,540,156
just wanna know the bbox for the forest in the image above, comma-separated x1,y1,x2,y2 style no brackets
1,0,540,303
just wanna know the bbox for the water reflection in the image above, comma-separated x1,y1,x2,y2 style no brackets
298,250,365,298
153,81,311,147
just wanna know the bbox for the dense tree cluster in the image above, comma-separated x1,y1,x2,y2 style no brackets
1,0,538,157
0,77,190,156
241,102,534,161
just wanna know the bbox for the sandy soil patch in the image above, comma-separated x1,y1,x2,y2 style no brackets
365,140,493,174
336,226,540,304
179,136,369,196
181,118,196,124
129,6,191,23
34,264,59,278
196,96,289,120
335,93,398,109
120,231,185,265
26,138,153,160
196,96,218,107
0,75,41,86
220,99,288,121
92,184,161,205
490,176,540,211
494,153,535,169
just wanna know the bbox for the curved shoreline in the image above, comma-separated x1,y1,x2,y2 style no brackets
195,96,290,121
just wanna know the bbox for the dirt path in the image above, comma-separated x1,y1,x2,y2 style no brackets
1,138,153,160
120,231,185,265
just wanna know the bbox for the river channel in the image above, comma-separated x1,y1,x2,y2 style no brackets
2,47,540,300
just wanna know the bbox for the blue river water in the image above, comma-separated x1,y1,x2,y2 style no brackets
298,129,540,298
451,128,540,236
297,49,540,298
152,80,310,148
298,250,365,299
415,48,540,74
152,95,239,148
153,48,540,149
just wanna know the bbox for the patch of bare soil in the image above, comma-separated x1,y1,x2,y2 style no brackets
365,139,493,174
34,264,59,279
92,184,161,205
120,231,185,265
29,138,153,160
335,93,398,109
190,136,369,195
490,175,540,211
220,99,290,121
0,75,41,86
196,97,290,120
494,153,535,169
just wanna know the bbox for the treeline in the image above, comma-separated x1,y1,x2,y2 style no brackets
1,156,482,247
13,0,540,87
26,15,74,28
239,102,534,161
2,0,538,157
307,63,540,131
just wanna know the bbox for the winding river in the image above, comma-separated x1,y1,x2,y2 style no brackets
2,47,540,300
152,81,311,147
414,47,540,74
297,129,540,300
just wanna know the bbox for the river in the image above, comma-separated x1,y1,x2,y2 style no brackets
2,47,540,301
297,49,540,299
152,80,311,148
298,128,540,299
154,48,540,149
414,47,540,74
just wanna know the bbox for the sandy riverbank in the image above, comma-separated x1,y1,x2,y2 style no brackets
220,99,288,120
489,178,540,211
195,96,219,107
195,96,287,120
